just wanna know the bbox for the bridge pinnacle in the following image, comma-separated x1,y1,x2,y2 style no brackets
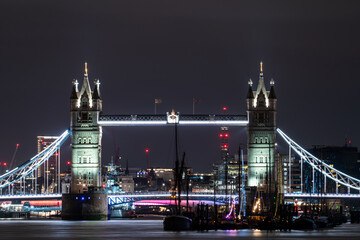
85,62,88,75
260,61,263,74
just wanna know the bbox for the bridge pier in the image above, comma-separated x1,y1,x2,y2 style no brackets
62,192,108,220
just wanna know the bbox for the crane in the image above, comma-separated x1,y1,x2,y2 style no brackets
9,143,19,169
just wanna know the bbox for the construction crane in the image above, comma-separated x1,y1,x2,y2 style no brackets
9,143,19,169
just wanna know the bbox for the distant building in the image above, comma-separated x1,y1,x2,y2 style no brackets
120,175,134,193
36,136,60,194
309,145,360,193
279,154,301,193
212,153,247,194
189,173,213,193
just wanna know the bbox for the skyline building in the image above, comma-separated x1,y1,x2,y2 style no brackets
36,136,60,194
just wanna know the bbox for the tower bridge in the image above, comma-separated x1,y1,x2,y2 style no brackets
1,62,360,219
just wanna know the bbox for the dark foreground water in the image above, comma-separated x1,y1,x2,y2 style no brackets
0,219,360,239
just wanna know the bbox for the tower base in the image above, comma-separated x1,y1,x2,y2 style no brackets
62,193,108,220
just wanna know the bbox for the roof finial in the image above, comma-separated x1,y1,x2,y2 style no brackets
85,62,88,75
260,61,263,74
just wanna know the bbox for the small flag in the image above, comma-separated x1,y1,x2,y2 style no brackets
155,99,162,104
193,98,200,103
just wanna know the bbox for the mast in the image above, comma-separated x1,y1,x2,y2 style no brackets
174,122,180,215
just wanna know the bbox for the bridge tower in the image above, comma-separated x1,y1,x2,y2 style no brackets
62,63,107,220
246,62,277,209
70,62,103,193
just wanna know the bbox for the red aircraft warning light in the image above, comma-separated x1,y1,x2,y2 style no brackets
222,106,227,111
3,162,7,166
145,149,149,153
224,133,229,138
67,161,71,165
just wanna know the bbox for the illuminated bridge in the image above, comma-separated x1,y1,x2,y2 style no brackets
1,63,360,219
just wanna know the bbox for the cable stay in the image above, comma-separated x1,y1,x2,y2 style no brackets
0,130,70,189
277,128,360,191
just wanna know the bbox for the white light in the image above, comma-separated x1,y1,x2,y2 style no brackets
98,121,167,126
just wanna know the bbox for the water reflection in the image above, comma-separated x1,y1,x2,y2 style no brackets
0,220,359,239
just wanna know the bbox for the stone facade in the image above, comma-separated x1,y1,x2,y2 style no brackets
246,62,277,193
70,63,103,194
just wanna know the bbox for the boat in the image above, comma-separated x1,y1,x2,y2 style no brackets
293,216,317,230
163,215,192,231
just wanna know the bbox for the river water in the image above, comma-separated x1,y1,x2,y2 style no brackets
0,219,360,239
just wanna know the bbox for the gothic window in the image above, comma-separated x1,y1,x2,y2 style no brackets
88,138,91,144
264,137,268,143
78,138,81,144
81,112,88,121
88,157,91,163
265,157,267,163
255,157,258,163
260,137,263,143
255,137,258,143
258,113,265,123
260,157,263,163
260,173,264,180
78,156,81,163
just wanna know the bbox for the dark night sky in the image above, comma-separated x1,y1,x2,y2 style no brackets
1,0,360,173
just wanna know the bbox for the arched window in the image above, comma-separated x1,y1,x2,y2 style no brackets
260,157,263,163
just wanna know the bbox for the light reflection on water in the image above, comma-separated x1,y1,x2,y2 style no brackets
0,219,359,239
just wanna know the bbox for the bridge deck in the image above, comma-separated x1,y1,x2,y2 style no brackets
98,114,248,126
